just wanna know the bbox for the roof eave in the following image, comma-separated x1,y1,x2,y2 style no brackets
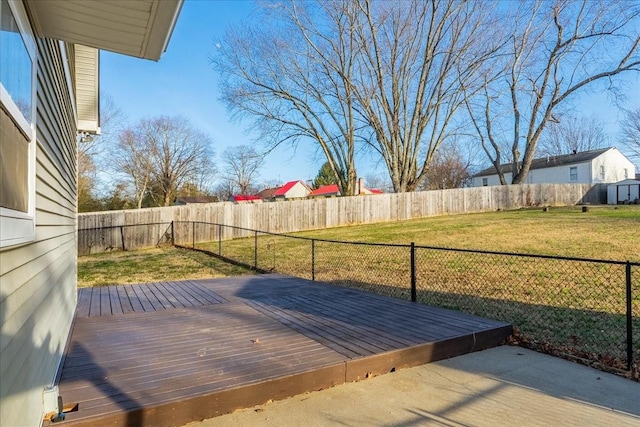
25,0,183,61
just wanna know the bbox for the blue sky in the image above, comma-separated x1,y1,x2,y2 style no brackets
101,0,331,187
101,0,640,188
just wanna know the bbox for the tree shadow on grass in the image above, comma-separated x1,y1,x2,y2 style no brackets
174,245,257,277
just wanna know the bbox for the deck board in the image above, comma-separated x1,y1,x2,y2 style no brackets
108,285,123,315
116,285,134,314
169,281,201,306
76,288,91,318
55,275,511,427
99,287,111,315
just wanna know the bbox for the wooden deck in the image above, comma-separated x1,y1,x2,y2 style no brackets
54,275,512,427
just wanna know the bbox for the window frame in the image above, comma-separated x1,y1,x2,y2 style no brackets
482,178,488,187
569,166,578,182
0,0,37,248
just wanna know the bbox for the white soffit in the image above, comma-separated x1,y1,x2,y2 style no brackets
25,0,183,61
75,45,99,133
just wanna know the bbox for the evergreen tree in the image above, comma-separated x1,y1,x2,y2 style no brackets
313,162,338,189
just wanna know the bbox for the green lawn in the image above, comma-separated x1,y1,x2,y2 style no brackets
78,246,254,288
290,205,640,261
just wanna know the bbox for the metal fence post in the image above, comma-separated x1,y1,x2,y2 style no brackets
254,231,258,270
192,222,195,249
626,261,633,371
120,226,126,251
410,242,416,302
170,221,175,246
218,224,222,255
311,239,315,282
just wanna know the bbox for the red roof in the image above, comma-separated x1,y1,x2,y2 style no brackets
369,188,383,194
273,180,302,196
232,195,261,202
309,184,340,196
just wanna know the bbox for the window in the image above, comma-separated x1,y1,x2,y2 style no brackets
0,0,36,248
569,167,578,182
600,165,605,180
482,178,488,187
624,168,628,179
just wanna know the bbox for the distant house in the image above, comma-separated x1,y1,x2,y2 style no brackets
309,179,384,197
309,184,341,197
0,1,182,426
231,195,262,203
355,177,383,195
174,196,218,205
472,148,636,187
273,180,312,199
256,187,279,201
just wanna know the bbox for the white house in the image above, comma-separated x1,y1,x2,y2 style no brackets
0,1,182,426
273,180,312,199
472,148,636,187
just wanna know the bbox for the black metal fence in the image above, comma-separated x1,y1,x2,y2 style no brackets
78,221,639,373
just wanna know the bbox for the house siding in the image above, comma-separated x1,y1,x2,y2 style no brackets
281,182,310,198
590,148,636,184
472,148,636,187
0,37,77,427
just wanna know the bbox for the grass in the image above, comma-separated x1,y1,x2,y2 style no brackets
77,246,253,288
287,205,640,261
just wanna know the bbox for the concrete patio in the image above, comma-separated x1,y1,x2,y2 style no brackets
188,345,640,427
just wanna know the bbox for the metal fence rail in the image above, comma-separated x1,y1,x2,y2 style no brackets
78,221,638,372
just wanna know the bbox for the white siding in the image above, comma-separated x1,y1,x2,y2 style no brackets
283,182,310,198
472,173,513,187
0,39,77,427
472,148,636,187
75,45,99,133
590,148,636,184
528,161,592,184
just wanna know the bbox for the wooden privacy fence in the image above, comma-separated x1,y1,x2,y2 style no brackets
78,183,604,254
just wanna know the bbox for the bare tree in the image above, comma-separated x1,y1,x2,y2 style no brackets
539,114,609,156
213,1,361,195
466,0,640,185
364,172,394,193
218,145,265,195
213,180,236,203
77,94,125,211
418,141,472,190
114,128,154,209
116,116,215,208
620,107,640,163
352,0,498,192
213,0,499,194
